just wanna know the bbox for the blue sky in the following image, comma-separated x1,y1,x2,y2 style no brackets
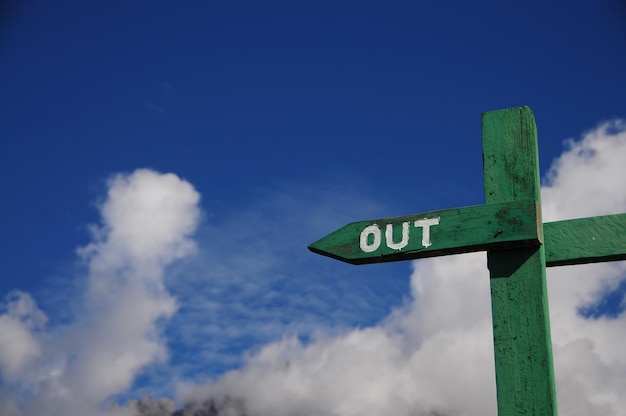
1,1,626,415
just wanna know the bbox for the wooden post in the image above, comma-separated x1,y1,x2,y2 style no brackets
483,107,557,415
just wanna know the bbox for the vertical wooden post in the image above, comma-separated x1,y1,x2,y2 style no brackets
483,107,557,415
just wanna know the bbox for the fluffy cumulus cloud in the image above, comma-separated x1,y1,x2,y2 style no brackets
0,169,201,416
179,120,626,416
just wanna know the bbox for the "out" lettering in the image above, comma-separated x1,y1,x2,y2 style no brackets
358,217,440,253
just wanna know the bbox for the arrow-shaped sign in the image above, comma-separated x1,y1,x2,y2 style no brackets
308,199,542,265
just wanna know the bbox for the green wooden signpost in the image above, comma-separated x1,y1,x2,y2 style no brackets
309,106,626,415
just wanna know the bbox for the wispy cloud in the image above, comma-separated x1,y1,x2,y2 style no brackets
145,82,178,116
163,181,399,378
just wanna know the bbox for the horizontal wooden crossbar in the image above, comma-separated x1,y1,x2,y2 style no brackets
544,213,626,267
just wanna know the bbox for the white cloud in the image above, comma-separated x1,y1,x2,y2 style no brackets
181,119,626,416
542,119,626,221
0,291,45,381
0,169,201,416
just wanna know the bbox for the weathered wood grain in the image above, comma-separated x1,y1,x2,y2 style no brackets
544,213,626,267
483,106,557,415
